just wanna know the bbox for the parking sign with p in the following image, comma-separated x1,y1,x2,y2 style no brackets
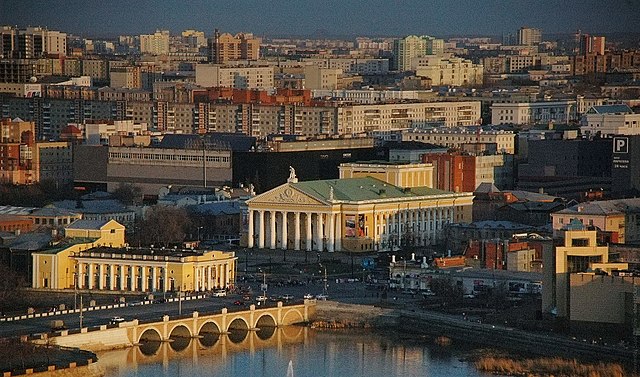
614,137,628,154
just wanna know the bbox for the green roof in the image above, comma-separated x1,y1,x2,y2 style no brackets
35,237,98,255
292,177,455,202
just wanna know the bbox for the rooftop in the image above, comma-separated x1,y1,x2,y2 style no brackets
555,198,640,216
292,177,456,203
66,219,112,230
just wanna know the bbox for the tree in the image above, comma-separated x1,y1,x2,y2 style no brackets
112,183,142,206
139,206,191,246
0,262,26,316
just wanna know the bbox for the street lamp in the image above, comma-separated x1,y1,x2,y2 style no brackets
259,268,267,298
319,264,328,296
197,226,203,242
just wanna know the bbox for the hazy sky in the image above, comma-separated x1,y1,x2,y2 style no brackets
1,0,639,38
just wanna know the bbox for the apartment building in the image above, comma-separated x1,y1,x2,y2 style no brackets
0,118,35,184
491,101,577,125
195,64,274,89
302,58,389,75
139,30,170,55
209,31,260,63
415,56,483,86
581,104,640,137
403,127,516,154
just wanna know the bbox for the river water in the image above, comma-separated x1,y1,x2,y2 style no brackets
95,327,490,377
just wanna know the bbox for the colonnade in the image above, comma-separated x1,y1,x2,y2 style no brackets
75,261,232,292
247,210,341,252
246,206,455,252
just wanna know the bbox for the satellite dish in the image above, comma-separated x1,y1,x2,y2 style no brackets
29,76,38,83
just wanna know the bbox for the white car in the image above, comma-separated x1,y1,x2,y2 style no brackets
110,316,125,325
315,294,328,300
303,293,314,299
281,294,294,301
212,290,227,297
256,295,268,302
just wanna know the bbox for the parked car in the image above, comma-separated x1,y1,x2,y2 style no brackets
281,294,294,301
212,290,227,297
315,294,328,300
256,295,268,302
50,320,66,331
303,293,314,299
233,300,244,306
110,316,126,325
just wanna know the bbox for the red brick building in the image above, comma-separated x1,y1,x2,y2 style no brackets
0,118,36,184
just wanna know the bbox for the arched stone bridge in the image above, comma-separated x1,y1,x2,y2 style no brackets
46,301,316,351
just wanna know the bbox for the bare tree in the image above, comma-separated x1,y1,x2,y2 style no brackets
0,262,26,316
139,206,191,246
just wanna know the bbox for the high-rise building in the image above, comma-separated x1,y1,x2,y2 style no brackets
580,34,606,55
0,117,36,184
392,35,444,71
139,30,170,55
392,35,427,71
181,29,207,49
517,27,542,46
0,26,66,59
208,30,260,64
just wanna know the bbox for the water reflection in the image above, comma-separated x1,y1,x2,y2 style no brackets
96,327,483,377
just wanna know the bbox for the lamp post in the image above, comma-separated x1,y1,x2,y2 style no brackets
73,272,78,311
259,268,267,298
319,264,327,296
197,226,203,242
79,295,83,329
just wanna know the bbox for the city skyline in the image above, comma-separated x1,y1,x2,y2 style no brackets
1,0,640,38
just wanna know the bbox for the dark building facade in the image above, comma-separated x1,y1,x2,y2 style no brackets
517,139,613,200
612,135,640,197
232,147,388,194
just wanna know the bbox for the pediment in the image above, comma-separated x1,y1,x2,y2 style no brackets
248,184,326,206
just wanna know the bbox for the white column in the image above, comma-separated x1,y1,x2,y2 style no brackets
119,265,125,291
163,266,169,292
98,264,105,290
141,265,147,292
327,213,335,252
306,213,312,252
258,210,264,249
270,211,277,250
247,210,254,248
207,266,212,290
281,211,288,250
78,262,85,289
88,263,94,289
151,267,157,292
335,213,342,252
294,212,301,251
109,265,115,290
316,213,324,252
421,209,426,246
130,266,136,291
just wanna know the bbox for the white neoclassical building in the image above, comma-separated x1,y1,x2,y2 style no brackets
244,164,473,252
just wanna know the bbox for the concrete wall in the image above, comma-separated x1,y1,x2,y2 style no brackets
569,274,638,324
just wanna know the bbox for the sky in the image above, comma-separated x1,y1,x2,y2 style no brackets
1,0,639,38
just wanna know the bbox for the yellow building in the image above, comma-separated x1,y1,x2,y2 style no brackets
543,221,630,321
32,219,237,292
245,164,473,252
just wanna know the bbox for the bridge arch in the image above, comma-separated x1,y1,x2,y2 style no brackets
282,308,305,325
169,324,192,338
255,313,277,328
138,327,162,343
199,320,222,335
227,317,249,331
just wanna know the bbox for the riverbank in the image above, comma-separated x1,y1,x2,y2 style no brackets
0,338,100,377
312,301,636,371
